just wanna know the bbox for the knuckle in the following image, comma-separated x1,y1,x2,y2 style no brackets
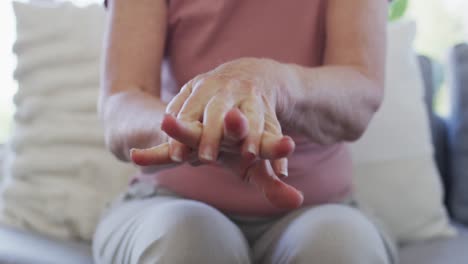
192,74,206,86
240,81,260,97
216,87,233,99
205,98,219,111
264,121,281,135
177,113,193,122
180,81,192,93
166,101,179,115
191,75,212,93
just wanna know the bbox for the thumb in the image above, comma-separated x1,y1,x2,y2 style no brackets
246,160,303,209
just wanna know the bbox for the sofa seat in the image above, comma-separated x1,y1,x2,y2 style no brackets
1,223,468,264
400,224,468,264
0,224,93,264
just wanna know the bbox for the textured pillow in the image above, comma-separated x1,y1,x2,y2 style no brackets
0,2,135,241
447,43,468,225
351,20,455,244
418,55,450,192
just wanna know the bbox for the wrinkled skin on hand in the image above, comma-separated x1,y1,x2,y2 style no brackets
131,58,304,209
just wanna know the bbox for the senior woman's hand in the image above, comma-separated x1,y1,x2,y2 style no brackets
131,58,304,209
132,110,303,209
167,58,291,161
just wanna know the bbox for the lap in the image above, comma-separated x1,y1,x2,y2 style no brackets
250,204,396,264
93,183,396,264
93,186,250,264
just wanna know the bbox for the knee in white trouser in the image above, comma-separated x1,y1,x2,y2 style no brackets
132,200,250,264
275,205,390,264
95,200,249,264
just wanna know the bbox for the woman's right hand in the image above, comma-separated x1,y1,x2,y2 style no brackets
131,108,304,209
132,59,297,176
131,108,292,175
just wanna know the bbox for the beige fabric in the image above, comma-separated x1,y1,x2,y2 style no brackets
0,2,135,241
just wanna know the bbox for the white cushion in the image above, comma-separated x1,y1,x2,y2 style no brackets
0,2,135,241
351,20,455,243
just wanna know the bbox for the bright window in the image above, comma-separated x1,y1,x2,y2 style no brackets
0,1,16,142
408,0,468,116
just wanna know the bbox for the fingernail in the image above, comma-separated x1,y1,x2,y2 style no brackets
247,144,257,155
130,148,140,156
171,147,183,162
243,144,257,161
279,169,288,179
200,148,215,162
129,149,136,161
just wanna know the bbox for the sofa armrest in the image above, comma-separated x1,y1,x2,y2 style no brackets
0,224,93,264
0,144,4,181
447,43,468,225
418,55,450,193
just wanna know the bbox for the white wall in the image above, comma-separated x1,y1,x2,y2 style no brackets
444,0,468,38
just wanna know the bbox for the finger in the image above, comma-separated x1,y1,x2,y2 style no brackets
259,97,293,176
262,96,282,135
272,158,288,178
166,81,193,116
246,160,303,209
239,96,264,160
259,133,295,160
177,78,218,122
222,108,249,147
199,96,233,162
131,142,200,167
161,114,202,148
168,138,191,162
130,143,172,166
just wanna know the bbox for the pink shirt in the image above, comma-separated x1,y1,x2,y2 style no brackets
137,0,353,216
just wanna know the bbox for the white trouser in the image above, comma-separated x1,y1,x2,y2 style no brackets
93,186,396,264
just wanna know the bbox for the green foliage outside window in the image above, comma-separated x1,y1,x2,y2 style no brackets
389,0,409,21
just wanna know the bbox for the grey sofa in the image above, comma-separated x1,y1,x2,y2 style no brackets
1,54,468,263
